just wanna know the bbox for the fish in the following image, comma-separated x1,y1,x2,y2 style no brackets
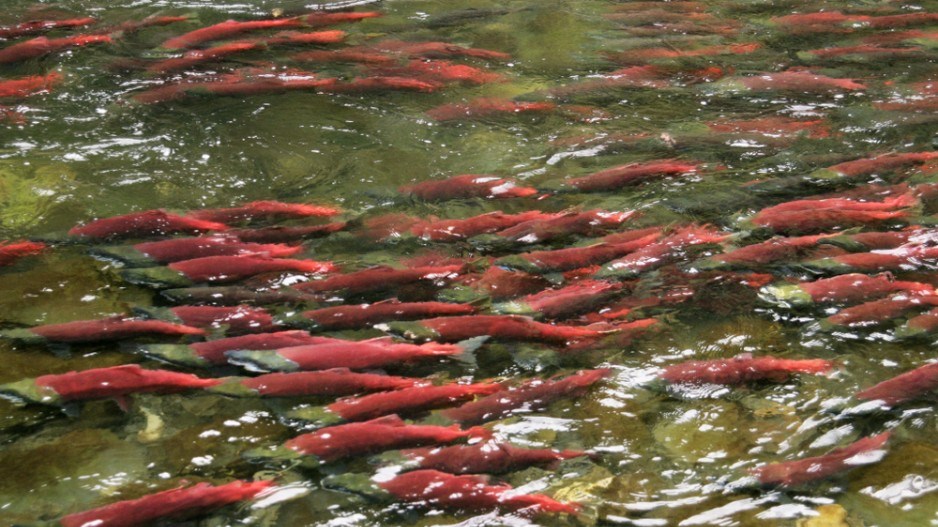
0,34,111,63
372,60,503,86
895,307,938,338
293,264,463,296
187,200,340,223
287,382,503,427
300,11,383,27
605,43,760,64
563,159,699,192
748,208,910,235
166,255,334,283
854,362,938,406
373,40,510,61
226,337,480,372
798,44,924,62
0,17,96,39
770,11,938,32
483,209,638,246
132,71,335,104
298,299,477,331
410,211,551,242
54,480,273,527
549,66,670,98
812,151,938,181
316,76,441,94
756,193,918,216
427,98,556,121
0,72,61,98
704,117,830,139
696,234,838,269
373,441,588,474
821,294,938,330
596,224,727,279
0,364,220,408
69,209,228,239
658,354,833,385
384,315,635,345
494,228,662,274
208,368,421,397
160,285,318,306
0,316,204,345
246,414,485,466
139,330,328,367
440,369,611,425
801,246,938,274
95,235,301,266
110,15,190,35
228,222,346,243
494,280,625,319
752,432,891,487
145,41,267,74
136,305,279,335
818,229,921,252
400,174,537,201
708,69,866,94
0,240,45,266
373,469,579,515
292,48,396,65
760,273,934,308
438,266,552,303
160,17,305,49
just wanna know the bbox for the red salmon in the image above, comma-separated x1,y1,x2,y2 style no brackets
855,362,938,406
400,174,537,200
169,255,334,283
752,433,891,487
386,441,587,474
565,159,699,192
70,209,227,239
659,355,833,385
0,240,45,266
427,98,556,121
300,300,476,330
0,34,111,63
188,200,339,223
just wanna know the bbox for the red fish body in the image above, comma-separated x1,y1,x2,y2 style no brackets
855,362,938,406
316,382,503,423
119,235,300,265
804,246,938,274
607,43,760,64
386,442,587,474
264,29,346,45
378,469,579,515
597,225,727,278
169,255,334,283
294,264,463,296
317,76,441,93
496,233,661,274
751,208,909,234
411,211,550,241
57,480,272,527
0,240,45,266
442,369,611,425
161,18,305,49
158,305,278,334
374,40,510,61
29,364,219,403
702,234,834,268
659,355,832,385
300,300,476,330
146,41,265,74
496,280,624,319
0,17,95,39
279,414,481,463
757,193,917,216
566,159,699,192
799,44,923,61
211,368,419,397
0,72,61,99
227,339,469,371
706,117,830,138
388,314,625,344
374,60,502,85
723,70,866,93
492,210,637,245
823,294,938,329
141,330,327,366
133,73,333,104
188,200,339,223
427,98,556,121
897,307,938,338
293,48,396,64
70,210,227,239
1,316,204,345
752,433,891,487
0,34,111,63
760,273,934,307
301,11,382,27
401,174,537,201
818,151,938,179
550,66,670,98
229,222,346,243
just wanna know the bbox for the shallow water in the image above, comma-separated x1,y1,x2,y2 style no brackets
0,0,937,525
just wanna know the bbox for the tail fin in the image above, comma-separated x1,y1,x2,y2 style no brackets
451,336,489,367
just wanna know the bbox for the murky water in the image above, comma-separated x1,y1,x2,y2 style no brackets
0,0,937,525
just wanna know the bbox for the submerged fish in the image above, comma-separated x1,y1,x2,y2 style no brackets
373,441,587,474
0,17,95,39
136,304,279,335
293,264,463,296
0,240,45,266
96,235,301,266
0,72,61,98
139,330,328,367
69,210,227,240
658,354,833,385
855,362,938,406
0,316,203,345
0,364,219,408
227,222,346,243
298,299,476,331
760,273,934,308
427,98,556,121
400,174,537,201
124,254,334,287
821,294,938,330
563,159,699,192
209,368,420,398
0,34,111,64
187,200,339,223
328,469,579,515
53,480,272,527
752,432,891,487
247,414,485,465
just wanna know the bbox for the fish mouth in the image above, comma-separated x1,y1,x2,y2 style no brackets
137,344,210,368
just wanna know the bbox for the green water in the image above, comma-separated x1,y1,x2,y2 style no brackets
1,0,937,525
